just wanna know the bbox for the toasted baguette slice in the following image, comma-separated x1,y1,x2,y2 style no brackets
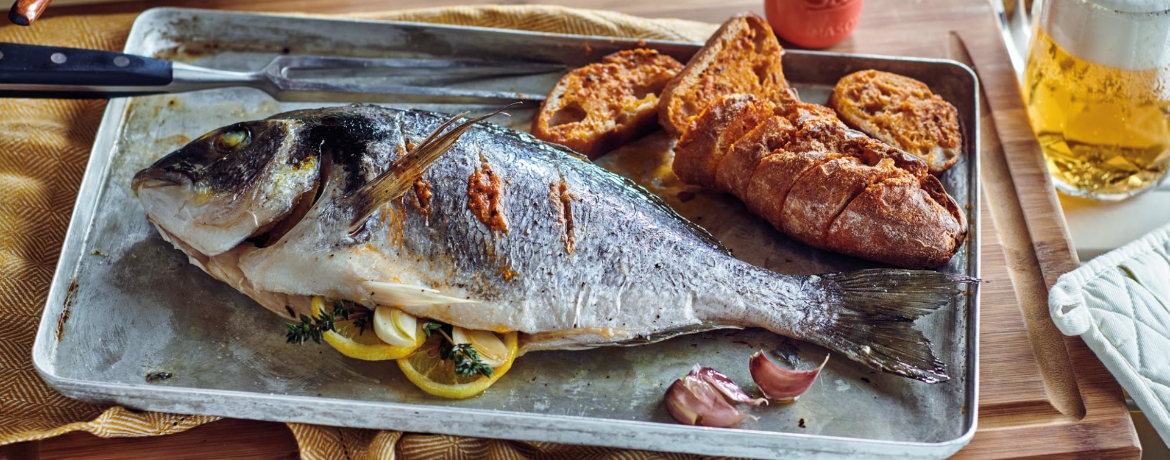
532,49,682,159
829,70,962,174
657,14,795,136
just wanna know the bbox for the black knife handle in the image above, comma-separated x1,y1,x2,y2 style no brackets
0,43,173,86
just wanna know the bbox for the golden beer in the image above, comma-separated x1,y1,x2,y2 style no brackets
1023,1,1170,200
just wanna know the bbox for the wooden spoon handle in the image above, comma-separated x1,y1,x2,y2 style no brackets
8,0,51,26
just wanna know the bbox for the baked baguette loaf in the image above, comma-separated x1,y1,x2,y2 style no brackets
829,70,962,174
657,14,796,136
532,49,683,159
674,94,966,268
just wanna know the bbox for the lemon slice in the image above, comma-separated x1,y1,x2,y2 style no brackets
397,330,519,399
312,297,423,361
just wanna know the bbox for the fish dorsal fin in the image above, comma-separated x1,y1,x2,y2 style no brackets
345,105,516,232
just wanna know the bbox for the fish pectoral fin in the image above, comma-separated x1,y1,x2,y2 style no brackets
361,280,476,306
346,104,519,232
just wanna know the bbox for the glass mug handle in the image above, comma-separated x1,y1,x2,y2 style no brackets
992,0,1034,78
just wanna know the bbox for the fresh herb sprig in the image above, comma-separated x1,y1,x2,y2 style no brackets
422,321,443,337
445,343,495,378
286,300,371,344
422,321,494,378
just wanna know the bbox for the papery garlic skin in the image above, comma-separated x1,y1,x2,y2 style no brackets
665,375,754,427
664,365,762,427
749,351,829,402
690,365,767,406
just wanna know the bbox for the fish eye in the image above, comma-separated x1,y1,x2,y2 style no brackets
214,129,251,151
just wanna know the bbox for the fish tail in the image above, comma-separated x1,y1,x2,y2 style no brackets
810,269,977,384
346,104,519,230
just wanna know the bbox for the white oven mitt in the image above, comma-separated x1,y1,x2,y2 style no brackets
1050,224,1170,447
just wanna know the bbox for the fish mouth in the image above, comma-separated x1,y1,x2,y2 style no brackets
133,168,254,256
131,167,191,197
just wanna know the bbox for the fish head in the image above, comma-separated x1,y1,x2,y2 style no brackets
132,119,320,256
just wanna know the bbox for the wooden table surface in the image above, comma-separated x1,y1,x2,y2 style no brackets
1,0,1141,458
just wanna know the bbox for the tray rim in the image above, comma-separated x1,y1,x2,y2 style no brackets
30,7,981,459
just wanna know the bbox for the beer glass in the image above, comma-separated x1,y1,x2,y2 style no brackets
1023,0,1170,200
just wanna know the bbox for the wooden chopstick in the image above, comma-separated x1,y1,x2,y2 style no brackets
8,0,51,26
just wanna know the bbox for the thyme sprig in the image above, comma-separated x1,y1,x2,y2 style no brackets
287,311,494,378
286,300,372,344
423,321,494,378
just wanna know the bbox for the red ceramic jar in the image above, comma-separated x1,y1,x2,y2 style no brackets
764,0,865,49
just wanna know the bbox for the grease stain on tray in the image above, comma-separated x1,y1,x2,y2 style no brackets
145,371,174,383
55,278,78,341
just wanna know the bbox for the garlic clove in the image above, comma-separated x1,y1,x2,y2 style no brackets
664,378,703,425
373,307,418,347
391,309,417,340
749,351,829,402
451,327,509,368
690,365,768,406
664,375,754,428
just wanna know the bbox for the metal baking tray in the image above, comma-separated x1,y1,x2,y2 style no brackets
32,8,980,459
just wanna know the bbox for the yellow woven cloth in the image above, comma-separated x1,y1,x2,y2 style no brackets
0,5,717,458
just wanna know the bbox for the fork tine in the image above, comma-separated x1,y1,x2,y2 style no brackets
271,78,546,102
270,55,565,76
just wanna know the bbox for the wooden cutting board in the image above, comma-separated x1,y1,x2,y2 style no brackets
8,0,1140,458
782,2,1140,456
948,15,1142,460
839,2,1139,458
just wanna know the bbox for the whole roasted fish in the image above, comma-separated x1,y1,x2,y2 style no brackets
132,104,970,383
